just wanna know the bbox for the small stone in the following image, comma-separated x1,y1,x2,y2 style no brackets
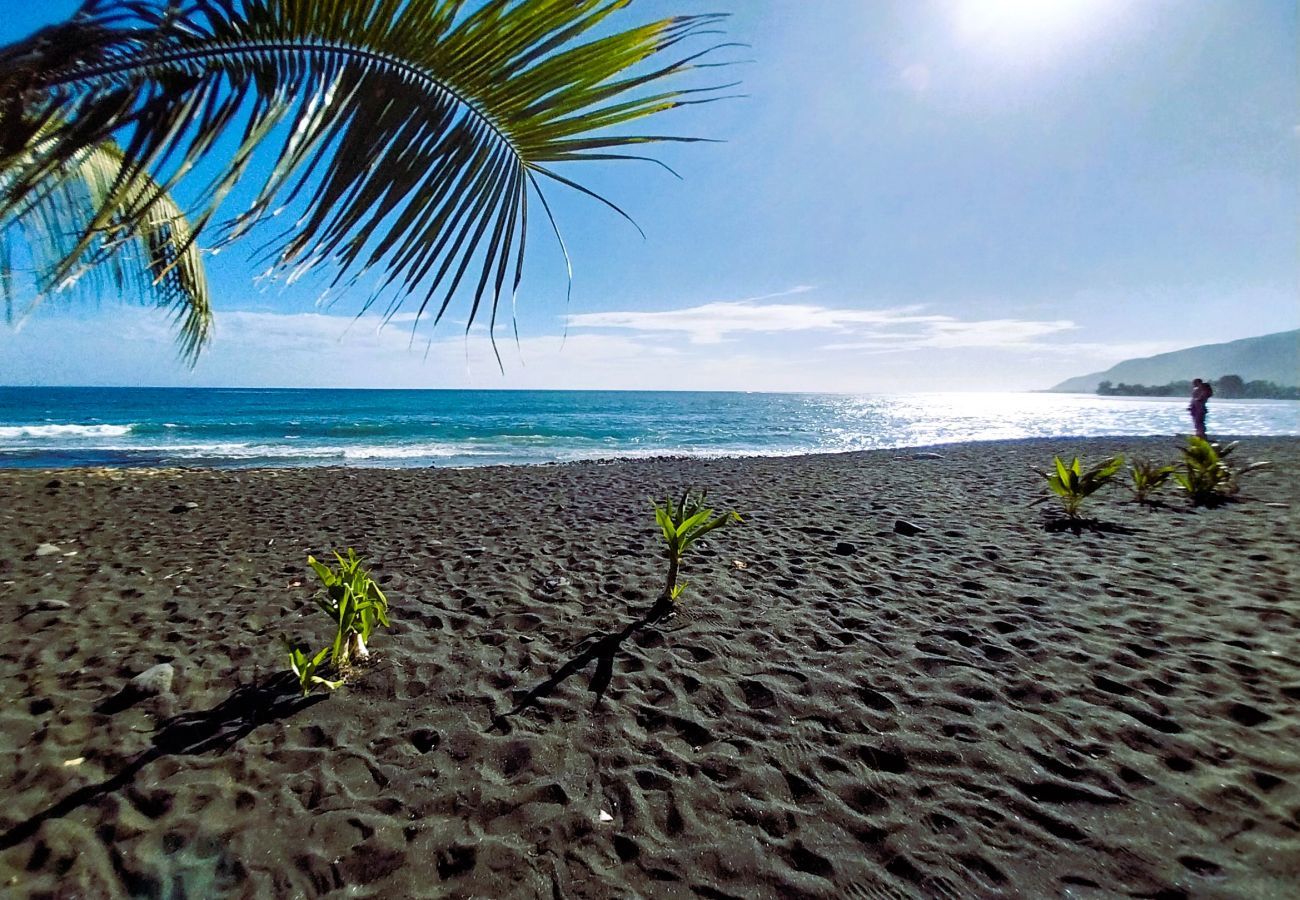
464,546,487,557
894,519,925,536
171,501,199,513
34,543,62,557
599,810,614,823
35,598,71,611
129,663,175,696
834,542,857,555
542,576,570,593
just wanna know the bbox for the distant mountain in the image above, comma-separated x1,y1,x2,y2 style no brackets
1049,330,1299,393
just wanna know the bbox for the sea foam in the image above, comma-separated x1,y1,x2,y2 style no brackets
0,423,134,439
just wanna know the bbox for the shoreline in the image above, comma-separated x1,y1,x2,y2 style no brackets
2,436,1297,896
4,431,1297,474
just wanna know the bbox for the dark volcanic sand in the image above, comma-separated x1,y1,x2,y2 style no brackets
1,437,1297,898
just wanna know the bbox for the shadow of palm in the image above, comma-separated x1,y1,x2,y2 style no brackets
0,673,323,850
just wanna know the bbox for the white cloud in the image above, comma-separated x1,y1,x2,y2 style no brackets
824,317,1078,351
0,298,1218,394
567,292,1075,352
567,291,950,345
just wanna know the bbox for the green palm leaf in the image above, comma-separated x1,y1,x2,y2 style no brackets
0,127,211,360
0,0,734,361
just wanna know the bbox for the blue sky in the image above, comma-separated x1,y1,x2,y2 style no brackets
1,0,1295,391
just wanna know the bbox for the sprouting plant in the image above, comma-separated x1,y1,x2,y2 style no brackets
1129,459,1176,505
1031,455,1124,520
1173,437,1270,506
282,638,343,696
307,549,390,667
653,488,741,605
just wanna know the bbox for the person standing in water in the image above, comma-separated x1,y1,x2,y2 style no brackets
1188,378,1213,438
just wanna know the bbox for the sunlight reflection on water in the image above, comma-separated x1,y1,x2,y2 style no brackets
817,393,1298,453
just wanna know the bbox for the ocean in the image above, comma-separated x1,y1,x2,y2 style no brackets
0,387,1296,469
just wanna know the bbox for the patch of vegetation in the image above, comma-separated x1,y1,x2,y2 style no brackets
1097,375,1298,399
653,489,741,606
308,549,390,667
282,638,344,696
282,549,390,694
1032,455,1124,521
1128,459,1176,505
1174,438,1270,506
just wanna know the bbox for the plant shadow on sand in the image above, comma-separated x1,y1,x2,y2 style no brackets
0,673,323,850
490,597,679,732
1043,516,1141,536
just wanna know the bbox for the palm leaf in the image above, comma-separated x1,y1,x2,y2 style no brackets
0,0,734,360
0,127,211,360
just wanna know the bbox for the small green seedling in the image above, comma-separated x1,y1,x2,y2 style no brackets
1031,455,1124,520
307,549,390,667
1129,459,1176,505
283,638,343,695
653,488,741,605
1174,437,1269,506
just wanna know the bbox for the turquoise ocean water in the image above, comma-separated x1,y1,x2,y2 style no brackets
0,387,1296,469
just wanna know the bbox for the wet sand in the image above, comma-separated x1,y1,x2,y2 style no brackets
1,436,1297,898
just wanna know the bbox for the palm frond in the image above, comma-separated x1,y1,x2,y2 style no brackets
0,0,734,359
0,128,211,361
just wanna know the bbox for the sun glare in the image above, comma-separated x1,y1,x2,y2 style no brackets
953,0,1115,59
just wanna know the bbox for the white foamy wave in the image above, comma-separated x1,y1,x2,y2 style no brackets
342,443,495,459
0,423,134,440
160,442,339,460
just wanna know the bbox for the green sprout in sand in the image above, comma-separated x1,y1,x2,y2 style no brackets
1174,437,1270,507
282,549,390,694
307,549,391,667
282,638,344,696
1129,459,1176,506
653,489,741,607
1031,455,1124,521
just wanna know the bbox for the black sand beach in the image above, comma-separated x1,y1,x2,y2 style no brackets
1,436,1297,898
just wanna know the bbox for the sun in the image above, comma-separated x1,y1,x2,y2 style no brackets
953,0,1113,56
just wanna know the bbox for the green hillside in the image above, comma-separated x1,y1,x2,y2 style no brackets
1049,330,1299,393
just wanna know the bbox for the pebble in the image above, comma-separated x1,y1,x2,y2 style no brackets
894,519,925,536
171,501,200,513
129,663,175,696
543,576,570,592
34,543,62,557
834,541,857,555
35,598,71,611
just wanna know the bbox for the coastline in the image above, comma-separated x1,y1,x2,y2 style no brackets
2,436,1297,896
3,387,1297,470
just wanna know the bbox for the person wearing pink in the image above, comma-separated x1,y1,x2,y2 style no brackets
1188,378,1213,438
